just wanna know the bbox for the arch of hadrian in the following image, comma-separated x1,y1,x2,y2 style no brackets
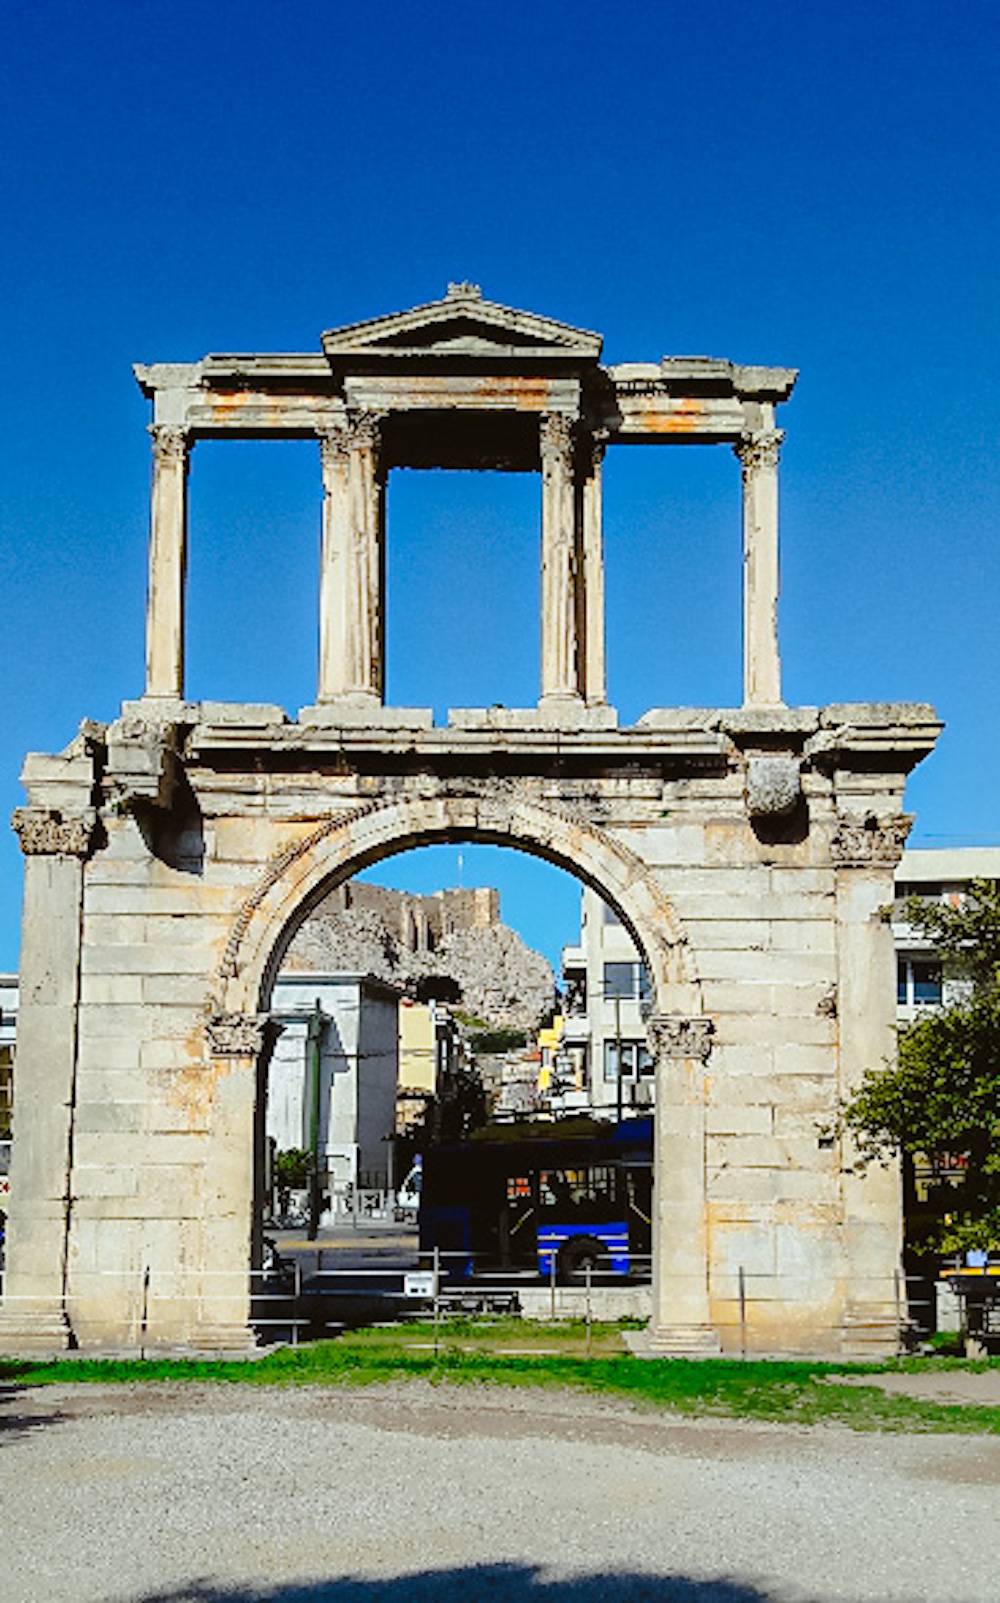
0,284,940,1357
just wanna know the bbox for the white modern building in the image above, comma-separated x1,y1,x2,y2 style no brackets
0,975,16,1141
892,847,1000,1023
267,972,400,1192
559,889,654,1115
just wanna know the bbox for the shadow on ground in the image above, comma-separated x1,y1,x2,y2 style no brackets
131,1568,773,1602
0,1384,67,1442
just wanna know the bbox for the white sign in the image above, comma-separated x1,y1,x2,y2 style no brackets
403,1271,437,1299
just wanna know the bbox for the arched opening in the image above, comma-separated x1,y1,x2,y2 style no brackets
225,803,698,1345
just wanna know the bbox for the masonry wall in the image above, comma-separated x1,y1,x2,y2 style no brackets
0,702,935,1356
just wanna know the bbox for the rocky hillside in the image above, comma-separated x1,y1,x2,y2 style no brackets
283,899,554,1029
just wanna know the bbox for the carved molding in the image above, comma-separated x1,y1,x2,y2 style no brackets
148,424,190,465
212,787,691,1005
12,807,97,859
745,755,801,819
216,802,384,983
830,812,913,868
647,1014,714,1062
734,429,783,476
206,1012,273,1057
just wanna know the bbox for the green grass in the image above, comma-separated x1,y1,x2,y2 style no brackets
1,1318,999,1434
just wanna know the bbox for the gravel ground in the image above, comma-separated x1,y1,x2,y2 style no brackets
3,1380,999,1603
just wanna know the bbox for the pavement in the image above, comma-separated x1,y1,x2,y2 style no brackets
832,1366,1000,1406
3,1379,999,1603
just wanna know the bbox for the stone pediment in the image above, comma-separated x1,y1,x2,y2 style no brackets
321,283,603,362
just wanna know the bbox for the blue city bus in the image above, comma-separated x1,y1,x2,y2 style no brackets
418,1117,653,1283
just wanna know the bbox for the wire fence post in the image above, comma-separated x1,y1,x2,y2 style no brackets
140,1266,150,1362
738,1266,747,1360
432,1246,441,1360
292,1258,301,1346
585,1259,593,1357
549,1247,557,1320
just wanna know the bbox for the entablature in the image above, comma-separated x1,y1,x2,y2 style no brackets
152,701,941,782
133,285,797,447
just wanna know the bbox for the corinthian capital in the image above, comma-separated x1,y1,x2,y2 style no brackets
205,1012,274,1057
830,812,914,868
148,425,191,466
734,429,783,476
346,410,384,453
647,1014,714,1063
12,807,97,859
539,412,574,462
317,424,351,471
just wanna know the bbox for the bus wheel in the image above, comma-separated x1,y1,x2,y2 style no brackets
557,1237,606,1285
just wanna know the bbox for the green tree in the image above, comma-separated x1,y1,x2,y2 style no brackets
274,1147,311,1189
839,879,1000,1254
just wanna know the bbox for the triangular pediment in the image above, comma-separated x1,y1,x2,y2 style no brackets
321,284,603,361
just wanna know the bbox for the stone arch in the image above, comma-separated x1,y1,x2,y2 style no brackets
210,792,702,1022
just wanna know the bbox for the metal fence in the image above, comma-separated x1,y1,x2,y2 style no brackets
0,1259,968,1356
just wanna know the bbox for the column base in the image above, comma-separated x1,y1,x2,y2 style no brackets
0,1304,73,1357
837,1304,902,1359
299,701,434,730
448,703,618,731
624,1323,723,1359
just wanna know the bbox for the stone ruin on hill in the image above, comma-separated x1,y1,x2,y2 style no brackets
283,882,555,1029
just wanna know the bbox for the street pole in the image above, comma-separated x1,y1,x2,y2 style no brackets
615,993,624,1124
307,1000,324,1241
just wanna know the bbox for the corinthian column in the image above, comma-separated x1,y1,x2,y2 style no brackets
734,425,784,707
0,809,96,1353
539,413,582,703
144,425,191,700
831,813,913,1355
580,431,607,705
317,414,384,703
643,1014,722,1355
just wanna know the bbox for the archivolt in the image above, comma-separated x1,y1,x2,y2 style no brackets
208,791,700,1017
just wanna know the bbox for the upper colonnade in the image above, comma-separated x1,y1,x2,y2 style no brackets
135,283,797,717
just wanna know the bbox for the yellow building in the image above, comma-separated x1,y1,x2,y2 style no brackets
398,998,439,1095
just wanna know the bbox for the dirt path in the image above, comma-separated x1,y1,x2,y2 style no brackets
3,1381,999,1602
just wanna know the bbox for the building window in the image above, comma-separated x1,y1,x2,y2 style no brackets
604,1040,653,1081
895,882,943,902
0,1044,12,1139
603,962,652,1002
897,958,942,1007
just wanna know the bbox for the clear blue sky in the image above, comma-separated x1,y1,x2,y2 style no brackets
1,1,998,971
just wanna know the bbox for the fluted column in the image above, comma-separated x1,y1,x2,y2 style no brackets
644,1015,722,1354
144,425,191,700
580,431,607,705
831,813,913,1354
317,414,384,702
0,808,96,1353
539,412,582,702
734,425,784,707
